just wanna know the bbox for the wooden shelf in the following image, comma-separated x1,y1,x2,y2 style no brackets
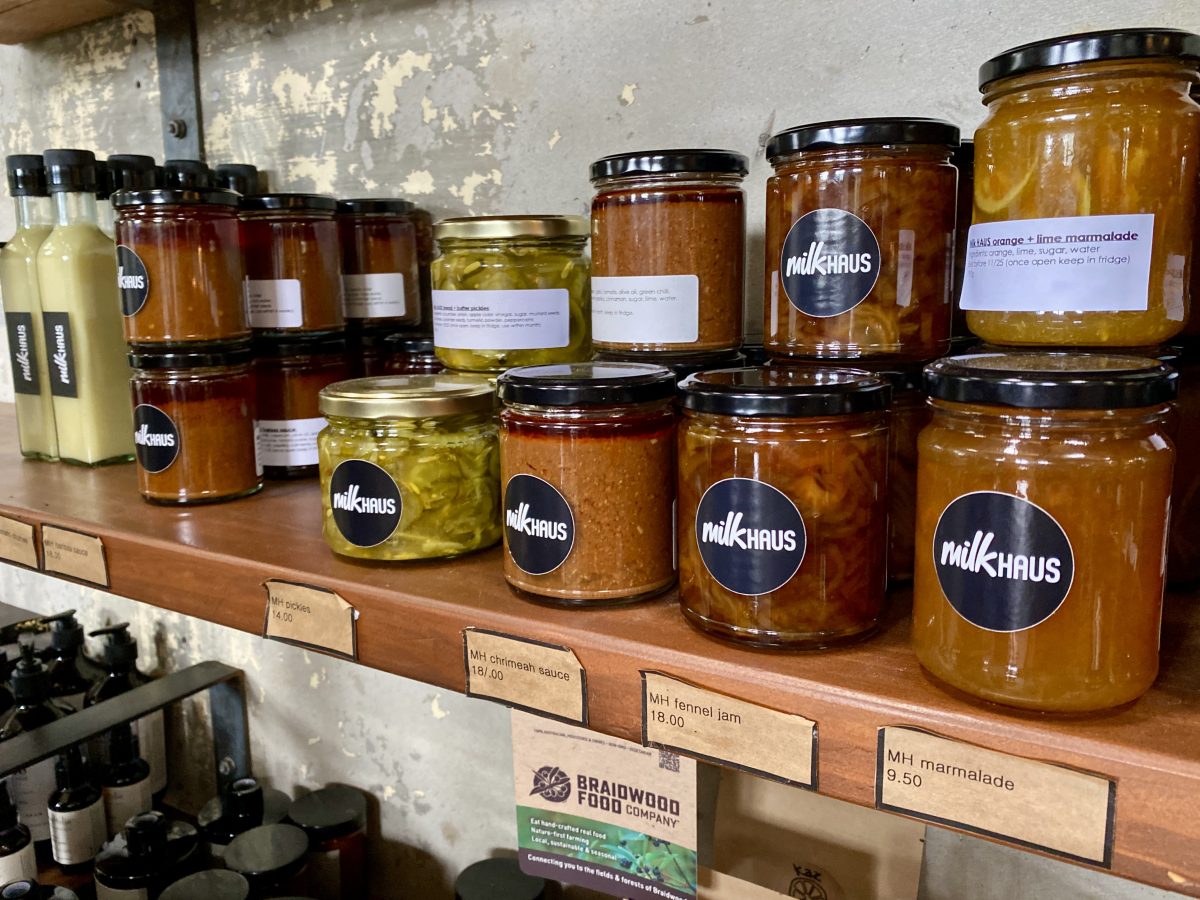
0,411,1197,895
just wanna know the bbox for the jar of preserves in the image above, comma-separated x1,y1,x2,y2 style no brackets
1168,344,1200,583
764,118,959,361
431,215,591,372
595,348,745,384
239,194,344,334
964,29,1200,347
914,353,1177,712
497,362,677,605
677,367,891,647
336,198,421,329
317,374,500,560
129,342,262,505
590,150,747,354
385,336,443,375
254,334,350,479
411,207,435,333
345,326,392,378
113,188,247,346
950,140,973,336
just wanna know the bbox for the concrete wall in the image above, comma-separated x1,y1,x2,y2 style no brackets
1,0,1198,897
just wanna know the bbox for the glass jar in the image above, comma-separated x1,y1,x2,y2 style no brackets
345,325,391,378
224,824,308,894
254,334,350,479
336,198,421,329
129,343,262,505
595,348,745,384
590,150,747,353
239,194,344,334
497,362,677,605
411,207,435,333
677,368,891,648
965,30,1200,347
1168,344,1200,583
112,188,248,345
286,786,366,900
317,374,500,560
431,215,591,372
764,118,959,361
385,335,443,375
161,870,250,900
914,353,1177,712
950,140,974,336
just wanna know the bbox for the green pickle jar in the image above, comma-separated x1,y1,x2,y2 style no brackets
431,215,591,372
317,374,501,560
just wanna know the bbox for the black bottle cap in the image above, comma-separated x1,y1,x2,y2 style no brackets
214,164,259,196
766,118,960,160
42,610,83,654
95,160,113,200
0,779,20,829
161,869,250,900
455,858,547,900
679,366,891,418
590,148,749,181
108,722,141,765
124,811,168,856
226,777,265,820
54,744,91,791
5,156,47,197
108,155,159,191
43,149,98,193
0,881,38,899
9,638,48,704
163,159,213,189
497,361,677,407
336,197,416,215
286,785,367,842
239,193,337,212
89,623,138,669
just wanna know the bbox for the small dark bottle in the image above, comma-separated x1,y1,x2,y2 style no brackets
0,640,70,845
101,724,151,837
0,781,35,885
160,869,250,900
224,824,309,894
47,745,105,871
454,858,547,900
93,811,199,900
197,776,290,860
40,611,102,712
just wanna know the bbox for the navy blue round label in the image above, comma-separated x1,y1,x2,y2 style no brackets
694,477,807,595
133,404,179,474
504,474,575,575
117,245,150,317
932,491,1074,632
330,459,402,548
780,208,880,317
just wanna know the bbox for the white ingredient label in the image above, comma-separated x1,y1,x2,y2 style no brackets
50,800,107,865
11,760,56,840
137,710,167,795
256,417,325,468
591,274,699,343
960,214,1154,312
245,279,303,328
896,230,916,308
104,778,152,834
344,272,407,319
432,289,570,350
0,840,35,883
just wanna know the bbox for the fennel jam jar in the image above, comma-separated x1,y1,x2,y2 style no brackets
497,362,677,605
914,353,1178,712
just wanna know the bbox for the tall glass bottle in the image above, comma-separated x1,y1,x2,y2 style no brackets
36,149,133,466
0,155,58,460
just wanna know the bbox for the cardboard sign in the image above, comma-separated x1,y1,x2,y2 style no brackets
512,710,698,900
876,726,1115,866
642,672,817,788
41,525,108,586
464,628,586,725
0,515,37,570
262,579,357,660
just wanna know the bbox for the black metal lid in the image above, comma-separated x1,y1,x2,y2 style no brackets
108,155,158,191
979,28,1200,90
240,193,337,212
383,335,436,354
0,881,38,899
286,786,367,842
42,609,83,652
923,352,1179,409
43,149,97,193
163,159,213,189
766,118,960,161
224,824,309,882
161,870,250,900
90,623,138,669
455,858,547,900
95,161,113,200
679,366,891,417
590,148,749,181
112,188,241,209
214,164,259,196
594,348,746,383
129,340,253,369
6,155,46,197
336,197,416,215
9,639,47,704
253,332,346,357
770,357,924,393
498,361,676,407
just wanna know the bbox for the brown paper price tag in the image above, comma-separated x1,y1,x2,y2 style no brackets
262,579,357,660
876,726,1115,866
464,628,587,725
41,525,108,586
0,515,38,570
642,671,817,788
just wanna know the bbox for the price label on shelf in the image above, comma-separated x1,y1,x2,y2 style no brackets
464,628,587,725
876,726,1115,866
641,671,817,788
41,525,108,586
0,515,37,570
262,579,357,660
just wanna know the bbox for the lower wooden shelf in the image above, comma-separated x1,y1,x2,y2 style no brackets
0,411,1197,895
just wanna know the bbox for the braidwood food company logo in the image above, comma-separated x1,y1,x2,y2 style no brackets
329,459,403,547
530,765,572,803
780,208,880,317
696,477,806,595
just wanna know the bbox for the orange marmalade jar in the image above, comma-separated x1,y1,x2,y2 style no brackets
914,353,1178,712
965,29,1200,347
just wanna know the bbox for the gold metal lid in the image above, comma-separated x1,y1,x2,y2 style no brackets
433,214,589,241
319,374,495,419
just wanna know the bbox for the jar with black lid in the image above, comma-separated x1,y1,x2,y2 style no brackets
239,194,344,334
93,812,200,899
286,786,366,900
385,335,443,375
224,823,309,894
455,858,547,900
337,198,421,328
197,776,292,860
161,869,250,900
594,347,745,383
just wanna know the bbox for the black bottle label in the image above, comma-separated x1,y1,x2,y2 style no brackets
330,459,402,547
133,404,180,473
932,491,1075,631
41,312,77,398
780,208,881,317
694,477,807,595
116,245,150,317
5,312,40,395
503,474,575,576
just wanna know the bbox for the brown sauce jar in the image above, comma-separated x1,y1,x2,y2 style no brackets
113,188,248,346
385,336,443,375
336,198,421,329
129,343,262,504
239,194,344,334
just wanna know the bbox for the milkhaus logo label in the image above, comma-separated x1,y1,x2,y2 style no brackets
51,325,70,385
332,482,398,516
507,501,569,541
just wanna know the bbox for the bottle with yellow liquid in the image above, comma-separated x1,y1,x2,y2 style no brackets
0,155,58,460
36,150,133,466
